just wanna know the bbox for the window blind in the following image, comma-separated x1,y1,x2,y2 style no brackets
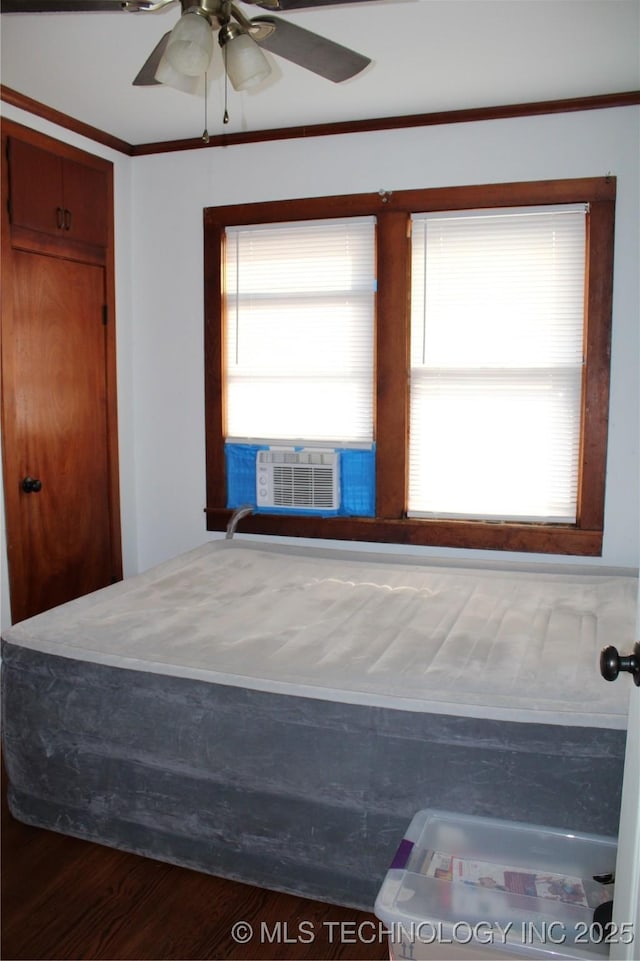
408,205,587,522
224,218,375,445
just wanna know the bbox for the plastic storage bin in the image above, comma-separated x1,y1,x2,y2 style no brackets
375,809,619,961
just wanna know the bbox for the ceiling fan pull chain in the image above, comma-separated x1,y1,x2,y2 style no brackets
202,71,210,143
223,44,230,124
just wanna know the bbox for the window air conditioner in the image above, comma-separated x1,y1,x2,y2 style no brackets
256,449,340,511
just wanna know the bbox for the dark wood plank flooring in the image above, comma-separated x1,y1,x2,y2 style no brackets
2,771,389,961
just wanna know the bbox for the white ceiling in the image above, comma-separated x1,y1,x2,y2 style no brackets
1,0,639,147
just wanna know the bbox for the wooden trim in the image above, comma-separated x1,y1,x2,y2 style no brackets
205,193,383,227
1,86,133,156
3,83,637,157
103,140,124,585
0,132,25,617
389,177,618,212
204,219,227,511
205,509,603,557
578,195,616,531
203,177,615,557
8,225,107,265
375,210,410,519
133,90,640,156
205,177,617,225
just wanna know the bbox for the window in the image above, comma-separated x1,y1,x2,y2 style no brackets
204,177,615,555
408,205,586,523
224,217,375,444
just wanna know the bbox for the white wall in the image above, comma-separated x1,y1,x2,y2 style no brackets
1,103,638,631
131,104,640,573
0,103,138,631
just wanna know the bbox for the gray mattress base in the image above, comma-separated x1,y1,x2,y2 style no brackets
2,642,626,910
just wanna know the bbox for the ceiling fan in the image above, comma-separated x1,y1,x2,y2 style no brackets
0,0,373,96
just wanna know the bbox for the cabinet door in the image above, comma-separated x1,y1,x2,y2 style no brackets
8,137,109,248
62,157,108,247
8,137,65,236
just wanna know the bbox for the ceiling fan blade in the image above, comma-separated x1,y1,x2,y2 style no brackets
250,0,375,10
1,0,175,10
132,30,170,84
251,14,370,82
0,0,124,10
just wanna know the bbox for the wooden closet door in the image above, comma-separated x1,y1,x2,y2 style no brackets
5,250,115,621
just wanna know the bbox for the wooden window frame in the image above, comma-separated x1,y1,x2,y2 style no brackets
204,177,615,556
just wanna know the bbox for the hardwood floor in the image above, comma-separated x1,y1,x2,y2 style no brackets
1,773,389,961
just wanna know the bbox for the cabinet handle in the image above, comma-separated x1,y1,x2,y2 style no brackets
56,206,64,229
63,208,72,231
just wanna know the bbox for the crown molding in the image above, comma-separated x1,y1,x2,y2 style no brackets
1,85,134,155
2,85,638,158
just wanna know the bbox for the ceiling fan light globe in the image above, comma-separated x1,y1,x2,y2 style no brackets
224,33,271,91
165,10,214,77
154,52,201,93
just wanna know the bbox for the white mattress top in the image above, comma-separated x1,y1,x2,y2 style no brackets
4,541,637,729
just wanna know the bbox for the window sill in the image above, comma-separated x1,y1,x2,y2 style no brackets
205,508,603,556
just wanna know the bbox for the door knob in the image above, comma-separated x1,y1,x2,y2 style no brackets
21,476,42,494
600,643,640,686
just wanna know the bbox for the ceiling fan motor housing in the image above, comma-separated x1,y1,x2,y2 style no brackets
183,0,224,24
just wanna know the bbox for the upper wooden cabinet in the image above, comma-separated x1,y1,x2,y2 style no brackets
7,136,108,250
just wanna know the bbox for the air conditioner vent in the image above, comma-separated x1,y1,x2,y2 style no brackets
257,450,340,511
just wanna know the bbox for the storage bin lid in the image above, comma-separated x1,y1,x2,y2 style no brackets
375,810,617,960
